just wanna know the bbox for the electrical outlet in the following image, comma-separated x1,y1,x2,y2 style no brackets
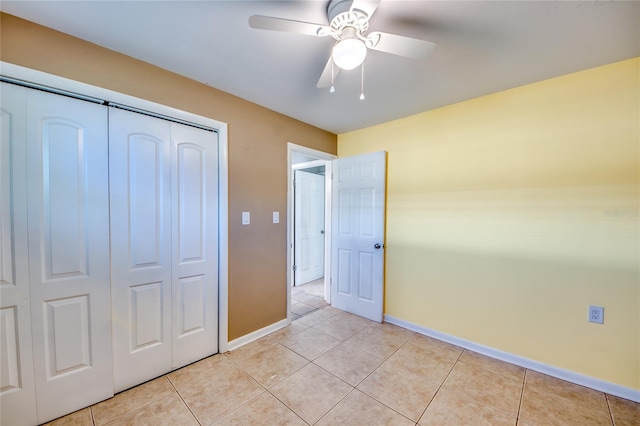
588,305,604,324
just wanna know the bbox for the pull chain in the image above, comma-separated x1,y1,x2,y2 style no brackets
330,57,336,93
359,61,365,100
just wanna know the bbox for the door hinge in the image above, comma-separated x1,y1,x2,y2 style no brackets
293,265,297,271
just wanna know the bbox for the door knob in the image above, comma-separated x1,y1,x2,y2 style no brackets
321,230,325,234
374,243,382,250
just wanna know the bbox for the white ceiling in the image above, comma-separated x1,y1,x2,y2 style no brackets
1,1,638,134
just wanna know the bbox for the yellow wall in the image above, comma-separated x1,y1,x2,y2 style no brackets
339,58,639,390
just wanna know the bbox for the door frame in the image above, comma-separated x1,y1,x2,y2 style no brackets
0,62,231,352
287,143,336,320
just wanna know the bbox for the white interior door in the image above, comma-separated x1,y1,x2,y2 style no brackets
294,170,325,285
26,89,113,423
171,123,218,369
109,108,172,392
331,151,386,322
0,83,38,426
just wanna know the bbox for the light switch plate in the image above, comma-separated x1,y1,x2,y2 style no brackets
273,212,279,223
242,211,250,225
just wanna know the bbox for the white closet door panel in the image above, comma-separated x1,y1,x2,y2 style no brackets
109,108,172,392
0,83,37,426
171,123,218,369
26,89,113,424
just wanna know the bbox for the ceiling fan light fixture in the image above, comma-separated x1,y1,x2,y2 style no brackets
332,38,367,70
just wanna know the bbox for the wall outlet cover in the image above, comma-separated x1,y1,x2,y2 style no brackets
588,305,604,324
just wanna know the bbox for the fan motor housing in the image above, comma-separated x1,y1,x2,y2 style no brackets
327,0,353,21
327,0,370,40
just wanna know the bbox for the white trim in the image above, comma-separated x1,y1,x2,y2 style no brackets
384,314,640,403
226,318,290,352
292,160,326,170
217,126,230,353
322,160,333,303
0,63,226,131
287,143,337,321
1,62,231,354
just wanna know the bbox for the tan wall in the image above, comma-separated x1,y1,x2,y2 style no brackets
0,13,337,340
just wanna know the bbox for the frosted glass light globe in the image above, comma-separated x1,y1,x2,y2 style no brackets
332,39,367,70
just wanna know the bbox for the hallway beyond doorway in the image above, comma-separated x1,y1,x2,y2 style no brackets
291,278,329,321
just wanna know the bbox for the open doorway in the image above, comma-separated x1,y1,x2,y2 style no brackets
292,163,327,319
287,143,336,322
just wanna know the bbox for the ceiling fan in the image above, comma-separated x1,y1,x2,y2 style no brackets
249,0,436,92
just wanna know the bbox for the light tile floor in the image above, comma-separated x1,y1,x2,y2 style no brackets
291,279,329,321
46,305,640,426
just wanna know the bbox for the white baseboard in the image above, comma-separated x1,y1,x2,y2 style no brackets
226,318,290,352
384,314,640,403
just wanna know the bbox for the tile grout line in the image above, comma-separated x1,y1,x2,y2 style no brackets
211,353,281,424
349,327,416,383
324,326,405,388
604,394,616,426
458,351,529,383
414,343,465,423
92,377,179,426
309,331,427,426
265,321,387,425
310,386,358,425
346,352,429,426
165,373,204,426
178,352,292,425
209,390,274,425
526,371,616,415
321,330,434,424
264,387,311,426
449,353,526,420
437,376,523,421
311,380,424,426
515,369,529,424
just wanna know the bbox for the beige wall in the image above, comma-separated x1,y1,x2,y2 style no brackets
339,58,639,390
0,13,337,340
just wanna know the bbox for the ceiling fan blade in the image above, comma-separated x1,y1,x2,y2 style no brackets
350,0,381,18
367,31,436,60
317,56,340,89
249,15,330,37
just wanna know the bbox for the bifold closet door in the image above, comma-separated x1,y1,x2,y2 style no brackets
109,109,172,392
110,109,219,385
171,123,218,369
26,89,113,423
1,83,37,426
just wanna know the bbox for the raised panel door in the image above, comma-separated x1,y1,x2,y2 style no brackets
331,151,385,322
171,123,218,368
109,108,172,392
25,89,113,424
294,170,325,285
0,82,37,426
